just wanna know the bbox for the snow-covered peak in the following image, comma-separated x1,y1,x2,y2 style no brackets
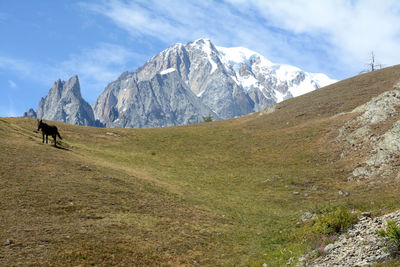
216,46,273,67
187,38,219,74
190,38,212,46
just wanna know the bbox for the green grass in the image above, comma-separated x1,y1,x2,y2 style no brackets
2,66,400,266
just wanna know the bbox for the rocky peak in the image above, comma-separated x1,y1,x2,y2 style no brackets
23,108,37,118
37,75,102,127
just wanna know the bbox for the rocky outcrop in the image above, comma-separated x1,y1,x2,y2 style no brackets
23,108,37,118
94,39,336,128
337,88,400,181
300,210,400,266
37,75,102,127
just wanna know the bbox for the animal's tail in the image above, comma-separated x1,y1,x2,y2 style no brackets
57,131,62,139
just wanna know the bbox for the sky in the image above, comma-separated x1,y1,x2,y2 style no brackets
1,0,400,117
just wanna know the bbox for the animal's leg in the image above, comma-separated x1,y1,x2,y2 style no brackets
53,134,57,147
42,132,45,143
46,134,48,144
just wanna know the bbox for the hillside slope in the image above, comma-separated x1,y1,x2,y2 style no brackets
2,65,400,266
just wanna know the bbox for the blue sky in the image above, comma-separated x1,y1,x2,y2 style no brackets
1,0,400,117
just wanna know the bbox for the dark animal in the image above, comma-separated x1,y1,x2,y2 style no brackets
37,119,62,147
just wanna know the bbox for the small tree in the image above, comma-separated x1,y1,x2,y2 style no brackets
202,114,213,123
361,51,383,73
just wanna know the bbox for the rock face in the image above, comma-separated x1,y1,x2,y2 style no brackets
23,108,37,118
337,88,400,181
94,69,216,128
37,75,102,127
94,39,336,128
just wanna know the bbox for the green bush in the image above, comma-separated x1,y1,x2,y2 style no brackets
202,114,213,122
312,206,358,235
378,220,400,248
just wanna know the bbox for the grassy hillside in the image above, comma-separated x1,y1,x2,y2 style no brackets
2,65,400,266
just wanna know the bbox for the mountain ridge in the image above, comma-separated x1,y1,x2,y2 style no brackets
29,38,336,128
93,38,336,128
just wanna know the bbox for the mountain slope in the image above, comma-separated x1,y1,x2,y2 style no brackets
94,39,336,128
2,65,400,266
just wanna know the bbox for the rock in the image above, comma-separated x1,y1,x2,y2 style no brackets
23,108,37,118
106,132,120,137
362,212,372,218
324,243,335,253
300,211,317,222
338,89,400,181
37,75,103,127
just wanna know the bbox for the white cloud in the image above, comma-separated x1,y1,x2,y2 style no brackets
0,42,145,104
0,57,36,78
83,0,400,79
227,0,400,75
56,43,146,102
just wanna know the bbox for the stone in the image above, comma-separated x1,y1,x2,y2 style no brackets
300,212,317,222
324,243,335,253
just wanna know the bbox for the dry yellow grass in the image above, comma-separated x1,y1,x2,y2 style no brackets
1,65,400,266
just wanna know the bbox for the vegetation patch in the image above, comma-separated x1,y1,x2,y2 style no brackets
379,220,400,249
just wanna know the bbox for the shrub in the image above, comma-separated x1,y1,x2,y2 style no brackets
378,220,400,248
202,114,213,122
312,206,358,235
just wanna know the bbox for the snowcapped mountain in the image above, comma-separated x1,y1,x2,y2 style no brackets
93,38,336,128
216,45,336,109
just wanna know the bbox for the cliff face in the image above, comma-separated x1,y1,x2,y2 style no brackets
95,69,216,128
37,75,102,127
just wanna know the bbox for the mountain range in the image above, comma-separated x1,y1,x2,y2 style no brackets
27,39,336,127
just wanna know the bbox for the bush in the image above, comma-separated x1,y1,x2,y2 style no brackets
202,114,213,122
378,220,400,248
312,206,358,235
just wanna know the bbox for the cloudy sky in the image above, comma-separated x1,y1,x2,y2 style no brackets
1,0,400,117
